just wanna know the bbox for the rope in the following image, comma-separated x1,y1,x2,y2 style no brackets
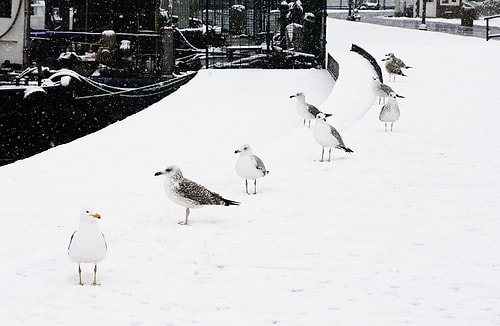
73,72,196,100
174,27,204,52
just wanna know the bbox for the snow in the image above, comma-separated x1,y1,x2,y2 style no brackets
1,18,500,325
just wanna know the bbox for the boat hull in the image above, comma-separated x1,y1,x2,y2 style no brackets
0,71,196,166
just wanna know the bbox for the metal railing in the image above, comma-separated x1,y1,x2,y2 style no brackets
193,0,327,69
485,14,500,41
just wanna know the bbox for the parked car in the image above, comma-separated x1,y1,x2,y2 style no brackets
358,1,380,10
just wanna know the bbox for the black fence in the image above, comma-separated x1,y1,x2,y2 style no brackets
35,0,327,71
179,0,327,69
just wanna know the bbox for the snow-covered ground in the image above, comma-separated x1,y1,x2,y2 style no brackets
1,18,500,325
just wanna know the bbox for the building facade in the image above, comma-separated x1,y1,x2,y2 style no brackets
395,0,464,18
0,0,26,66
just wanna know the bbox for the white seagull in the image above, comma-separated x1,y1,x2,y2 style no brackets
154,165,240,225
379,93,401,132
385,52,412,69
371,76,404,104
290,92,332,127
312,113,353,162
234,144,269,195
68,208,107,286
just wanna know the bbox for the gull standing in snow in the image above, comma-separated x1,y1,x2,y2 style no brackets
371,76,404,104
290,91,332,127
234,144,269,195
379,93,401,132
68,208,107,286
154,165,240,225
382,57,407,81
385,52,412,70
312,113,353,162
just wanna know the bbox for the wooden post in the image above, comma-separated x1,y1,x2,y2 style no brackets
161,26,175,76
23,0,31,68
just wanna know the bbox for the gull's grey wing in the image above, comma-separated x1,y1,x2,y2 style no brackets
68,230,77,252
102,233,108,251
307,103,322,117
379,83,395,95
253,155,268,174
328,124,346,147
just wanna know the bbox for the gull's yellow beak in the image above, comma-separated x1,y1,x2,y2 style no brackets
92,213,101,219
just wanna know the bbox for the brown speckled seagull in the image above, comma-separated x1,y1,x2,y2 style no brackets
382,57,407,81
385,52,412,70
154,166,240,225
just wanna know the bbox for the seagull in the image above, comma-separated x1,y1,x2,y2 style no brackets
290,92,332,127
385,52,412,69
379,93,401,132
312,113,353,162
382,57,407,81
371,76,404,104
234,144,269,195
154,165,240,225
68,208,107,286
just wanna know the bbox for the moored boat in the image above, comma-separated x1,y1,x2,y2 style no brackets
1,0,200,165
